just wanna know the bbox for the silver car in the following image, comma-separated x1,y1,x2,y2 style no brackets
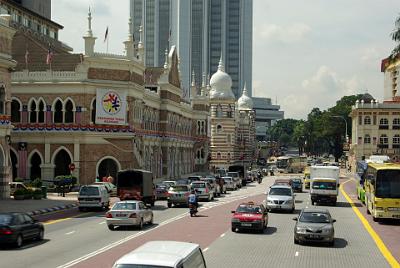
266,185,295,212
223,176,237,191
293,208,336,246
167,185,191,208
106,201,153,230
190,181,214,201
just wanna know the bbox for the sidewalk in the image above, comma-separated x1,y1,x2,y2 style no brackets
0,192,78,216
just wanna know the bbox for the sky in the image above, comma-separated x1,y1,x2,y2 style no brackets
52,0,400,119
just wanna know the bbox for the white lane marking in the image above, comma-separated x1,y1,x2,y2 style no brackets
220,233,225,238
98,221,106,225
295,251,299,257
65,231,75,235
57,187,261,268
204,247,209,252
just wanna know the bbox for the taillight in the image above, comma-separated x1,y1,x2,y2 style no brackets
205,188,209,193
129,213,137,218
0,228,13,235
106,213,113,218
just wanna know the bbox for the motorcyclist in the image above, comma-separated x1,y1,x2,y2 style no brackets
188,190,198,211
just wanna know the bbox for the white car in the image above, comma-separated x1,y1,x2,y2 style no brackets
266,185,295,212
106,200,153,230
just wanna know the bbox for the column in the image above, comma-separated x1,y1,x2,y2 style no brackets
75,106,82,124
21,105,28,124
46,105,52,124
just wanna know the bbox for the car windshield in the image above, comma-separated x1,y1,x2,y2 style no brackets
223,178,232,182
112,203,137,210
312,181,336,190
269,188,292,196
236,205,262,214
79,186,99,196
299,212,331,223
0,214,12,225
192,183,206,188
170,186,189,192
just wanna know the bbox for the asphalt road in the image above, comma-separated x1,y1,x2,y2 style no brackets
0,175,394,268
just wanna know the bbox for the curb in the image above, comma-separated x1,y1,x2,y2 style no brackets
29,203,78,216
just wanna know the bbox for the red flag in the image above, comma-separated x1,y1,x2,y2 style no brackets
46,46,53,65
104,26,109,43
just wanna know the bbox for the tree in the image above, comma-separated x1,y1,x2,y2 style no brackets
391,14,400,57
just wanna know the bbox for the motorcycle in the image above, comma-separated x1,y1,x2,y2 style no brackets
189,203,198,217
258,176,263,184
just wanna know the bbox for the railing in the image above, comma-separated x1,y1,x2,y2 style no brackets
93,52,127,59
12,70,86,82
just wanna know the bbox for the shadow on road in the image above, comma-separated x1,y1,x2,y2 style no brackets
152,204,169,211
265,226,277,235
300,237,347,248
111,223,160,231
378,219,400,226
0,239,50,251
295,200,303,204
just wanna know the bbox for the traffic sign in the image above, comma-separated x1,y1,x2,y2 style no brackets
69,163,75,171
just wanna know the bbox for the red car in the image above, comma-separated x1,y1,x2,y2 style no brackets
231,202,268,233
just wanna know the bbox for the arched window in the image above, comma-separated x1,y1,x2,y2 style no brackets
379,118,389,129
393,118,400,129
364,134,371,144
54,100,63,123
364,116,371,125
0,85,5,114
393,135,400,148
38,100,45,123
216,124,223,133
217,152,221,159
227,105,233,118
29,100,37,123
379,134,388,148
196,150,201,159
64,100,74,123
11,100,21,122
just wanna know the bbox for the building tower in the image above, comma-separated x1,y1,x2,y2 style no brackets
0,14,16,199
209,57,236,170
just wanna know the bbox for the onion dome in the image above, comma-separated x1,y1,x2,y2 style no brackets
238,84,253,110
209,57,235,100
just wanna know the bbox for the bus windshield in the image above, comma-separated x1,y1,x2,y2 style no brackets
277,159,288,168
376,170,400,198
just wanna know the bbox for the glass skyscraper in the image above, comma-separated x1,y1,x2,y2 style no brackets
130,0,252,99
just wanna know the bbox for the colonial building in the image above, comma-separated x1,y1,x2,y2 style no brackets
207,58,256,171
8,9,209,185
349,55,400,169
0,14,16,198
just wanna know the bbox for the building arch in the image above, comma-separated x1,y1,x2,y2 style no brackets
0,85,5,114
37,98,46,123
91,97,96,123
28,98,37,123
10,148,18,180
53,98,63,123
28,150,43,180
64,98,75,123
11,98,22,123
96,156,121,180
51,146,73,177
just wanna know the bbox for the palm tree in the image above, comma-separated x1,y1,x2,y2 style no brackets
391,14,400,57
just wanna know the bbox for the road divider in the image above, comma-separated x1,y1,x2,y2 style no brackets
340,179,400,268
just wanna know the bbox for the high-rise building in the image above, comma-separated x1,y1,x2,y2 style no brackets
130,0,252,99
10,0,51,19
252,97,284,141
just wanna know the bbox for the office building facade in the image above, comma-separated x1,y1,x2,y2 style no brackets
252,97,284,141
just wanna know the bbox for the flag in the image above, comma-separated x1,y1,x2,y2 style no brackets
104,26,109,42
46,45,53,65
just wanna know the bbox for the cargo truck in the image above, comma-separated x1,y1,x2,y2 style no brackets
116,169,155,206
310,166,340,206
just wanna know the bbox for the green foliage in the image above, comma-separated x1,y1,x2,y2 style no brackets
14,178,24,182
391,14,400,57
31,178,42,188
13,189,25,196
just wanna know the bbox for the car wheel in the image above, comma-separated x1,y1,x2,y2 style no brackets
149,214,154,225
373,216,379,222
167,202,172,208
211,194,214,201
291,206,295,213
231,227,236,232
294,237,299,244
329,239,335,247
79,207,85,212
37,229,44,241
108,225,114,231
15,234,23,248
138,219,143,230
311,200,314,206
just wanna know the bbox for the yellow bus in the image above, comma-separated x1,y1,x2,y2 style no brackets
303,166,311,189
364,162,400,221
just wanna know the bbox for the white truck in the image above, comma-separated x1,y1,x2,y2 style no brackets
310,166,340,206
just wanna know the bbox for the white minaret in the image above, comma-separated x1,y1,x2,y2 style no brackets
124,17,135,59
83,7,96,56
137,24,145,63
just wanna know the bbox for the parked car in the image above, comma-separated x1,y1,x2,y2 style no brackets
227,172,242,188
0,212,44,248
266,184,295,212
202,177,220,197
112,241,207,268
106,200,153,230
9,182,29,196
274,178,293,187
291,178,303,192
190,181,214,201
231,201,268,233
167,185,191,208
215,177,227,194
293,208,336,246
155,183,170,200
78,185,110,211
93,181,117,197
222,176,237,191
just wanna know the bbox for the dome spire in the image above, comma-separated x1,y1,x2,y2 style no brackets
86,7,93,37
191,70,196,87
218,54,225,72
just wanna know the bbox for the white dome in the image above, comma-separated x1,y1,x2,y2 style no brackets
238,84,253,110
209,58,235,100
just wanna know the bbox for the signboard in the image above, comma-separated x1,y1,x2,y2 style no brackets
95,88,127,125
343,142,349,151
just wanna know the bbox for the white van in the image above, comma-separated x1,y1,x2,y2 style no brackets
78,185,110,211
112,241,207,268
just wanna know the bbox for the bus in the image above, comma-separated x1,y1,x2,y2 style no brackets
303,166,311,189
364,162,400,221
276,156,307,173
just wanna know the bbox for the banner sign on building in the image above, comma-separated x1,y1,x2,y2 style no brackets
95,88,127,125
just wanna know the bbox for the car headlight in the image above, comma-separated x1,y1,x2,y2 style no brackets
296,227,307,234
232,218,240,223
285,199,293,204
322,228,332,234
267,199,274,204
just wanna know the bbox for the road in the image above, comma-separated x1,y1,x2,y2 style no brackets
0,175,396,268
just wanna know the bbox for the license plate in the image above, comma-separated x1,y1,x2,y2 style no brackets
116,214,127,217
308,234,319,239
241,223,252,227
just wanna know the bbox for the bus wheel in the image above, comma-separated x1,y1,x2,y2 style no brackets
373,216,379,222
